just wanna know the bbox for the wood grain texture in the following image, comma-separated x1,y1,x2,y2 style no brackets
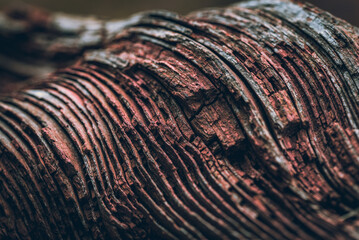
0,0,358,239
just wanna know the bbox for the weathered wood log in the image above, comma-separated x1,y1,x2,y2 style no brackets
0,3,138,93
0,0,358,239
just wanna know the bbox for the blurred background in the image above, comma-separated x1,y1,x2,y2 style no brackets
0,0,358,26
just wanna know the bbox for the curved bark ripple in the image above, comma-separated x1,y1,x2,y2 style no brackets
0,0,359,239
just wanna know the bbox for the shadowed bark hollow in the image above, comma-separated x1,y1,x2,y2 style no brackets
0,0,358,239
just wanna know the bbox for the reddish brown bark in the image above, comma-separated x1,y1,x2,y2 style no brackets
0,0,358,239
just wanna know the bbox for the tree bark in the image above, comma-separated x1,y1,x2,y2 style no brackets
0,0,358,239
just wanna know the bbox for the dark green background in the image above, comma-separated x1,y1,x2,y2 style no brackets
0,0,358,27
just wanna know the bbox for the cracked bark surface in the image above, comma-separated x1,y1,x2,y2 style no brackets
0,0,359,239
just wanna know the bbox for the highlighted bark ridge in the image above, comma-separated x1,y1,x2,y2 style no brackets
0,0,359,239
